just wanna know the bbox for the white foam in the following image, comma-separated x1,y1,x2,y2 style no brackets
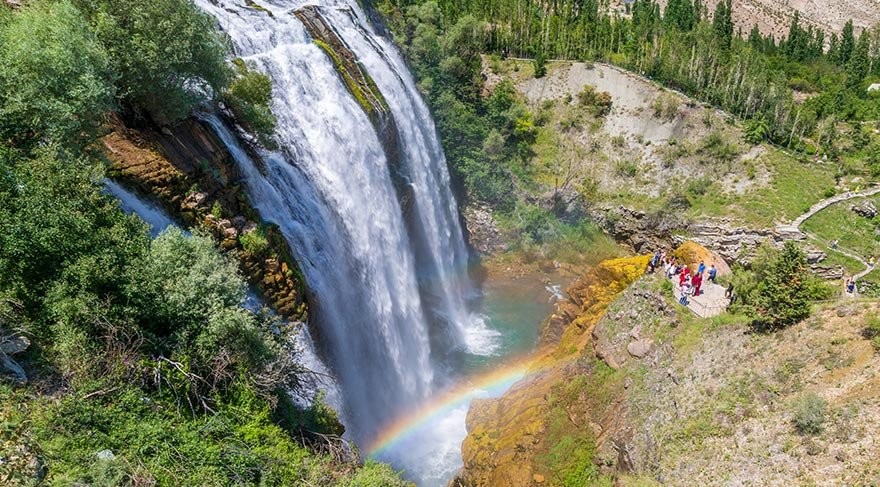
462,314,502,357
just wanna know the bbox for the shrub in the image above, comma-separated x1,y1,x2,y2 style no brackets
614,159,638,178
651,93,680,121
863,313,880,351
792,392,827,435
700,131,740,162
578,85,613,117
224,59,277,146
240,226,270,256
0,0,115,148
743,117,770,144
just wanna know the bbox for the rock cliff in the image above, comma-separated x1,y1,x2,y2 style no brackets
102,116,308,320
456,255,651,486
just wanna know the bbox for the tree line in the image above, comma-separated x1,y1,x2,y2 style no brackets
381,0,880,149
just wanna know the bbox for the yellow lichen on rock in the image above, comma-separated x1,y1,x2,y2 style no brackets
672,241,731,276
458,254,651,486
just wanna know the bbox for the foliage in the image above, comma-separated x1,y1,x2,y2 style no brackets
240,225,270,257
862,313,880,352
533,50,547,78
0,0,114,148
73,0,230,123
651,93,680,121
743,118,769,144
729,242,817,330
224,59,277,146
791,392,828,435
382,0,880,149
0,146,406,484
577,85,613,117
337,461,412,487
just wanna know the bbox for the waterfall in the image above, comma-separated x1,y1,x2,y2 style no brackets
104,178,339,409
103,180,178,238
194,0,491,446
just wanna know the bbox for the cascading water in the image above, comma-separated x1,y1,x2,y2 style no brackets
193,1,497,468
103,180,178,238
104,178,338,409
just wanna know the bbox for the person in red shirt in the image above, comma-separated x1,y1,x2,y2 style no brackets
679,266,690,287
692,271,703,296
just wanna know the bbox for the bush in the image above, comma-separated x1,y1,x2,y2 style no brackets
73,0,230,122
863,313,880,351
700,131,740,162
743,117,770,144
0,0,115,148
651,93,680,121
614,159,638,178
240,226,270,256
224,59,277,146
578,85,613,117
792,392,827,435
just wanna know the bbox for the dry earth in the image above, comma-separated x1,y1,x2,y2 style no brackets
501,59,771,200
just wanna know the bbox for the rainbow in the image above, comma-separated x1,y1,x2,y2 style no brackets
367,356,537,456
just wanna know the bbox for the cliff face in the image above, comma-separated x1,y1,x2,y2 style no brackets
457,255,651,486
102,116,308,320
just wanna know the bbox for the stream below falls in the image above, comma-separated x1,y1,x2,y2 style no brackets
372,268,569,486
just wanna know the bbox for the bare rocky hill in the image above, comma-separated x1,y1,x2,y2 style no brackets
647,0,880,39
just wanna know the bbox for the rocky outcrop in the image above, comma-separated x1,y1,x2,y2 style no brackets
852,201,878,218
295,6,390,127
463,204,504,255
103,117,308,320
1,327,29,384
456,255,651,486
589,205,684,254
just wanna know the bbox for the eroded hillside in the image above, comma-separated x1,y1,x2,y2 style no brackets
457,253,880,486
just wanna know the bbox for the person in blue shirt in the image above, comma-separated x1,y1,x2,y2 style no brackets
708,264,717,283
697,261,706,276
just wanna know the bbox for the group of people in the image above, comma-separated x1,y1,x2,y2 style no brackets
647,250,718,306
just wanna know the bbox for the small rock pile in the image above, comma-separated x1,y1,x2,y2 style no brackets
851,201,878,218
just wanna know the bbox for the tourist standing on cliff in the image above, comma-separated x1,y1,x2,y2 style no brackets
708,265,717,283
697,261,706,276
692,272,703,296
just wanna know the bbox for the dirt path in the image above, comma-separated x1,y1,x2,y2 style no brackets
780,185,880,283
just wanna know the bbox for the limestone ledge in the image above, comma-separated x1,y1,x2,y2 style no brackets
102,116,307,321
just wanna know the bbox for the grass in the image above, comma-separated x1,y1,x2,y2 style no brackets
686,151,837,227
802,195,880,261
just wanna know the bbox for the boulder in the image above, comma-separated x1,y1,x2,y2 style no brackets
1,329,30,384
851,201,877,218
672,241,731,276
627,338,652,358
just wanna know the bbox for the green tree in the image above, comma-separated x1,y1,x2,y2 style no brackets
0,1,114,148
712,0,733,50
73,0,230,123
753,242,813,329
533,49,547,78
838,19,855,65
664,0,696,31
224,59,277,146
846,32,871,88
